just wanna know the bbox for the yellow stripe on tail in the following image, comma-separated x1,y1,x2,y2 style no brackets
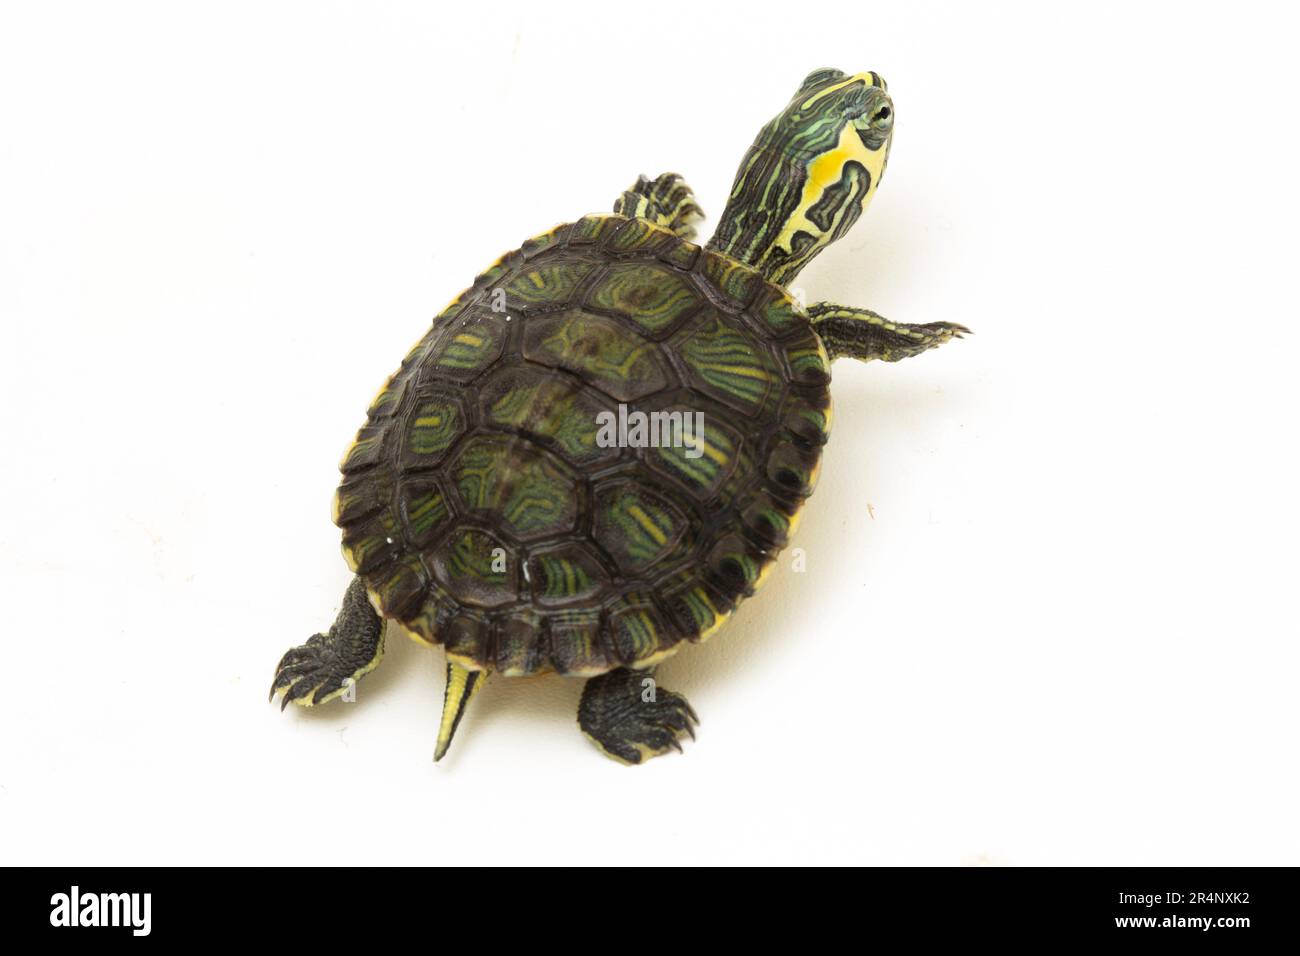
434,661,486,762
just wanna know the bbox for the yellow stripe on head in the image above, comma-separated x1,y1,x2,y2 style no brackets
708,69,894,285
773,120,891,260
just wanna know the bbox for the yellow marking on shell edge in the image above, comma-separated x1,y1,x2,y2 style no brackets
453,333,484,347
340,541,361,573
394,616,435,648
338,437,359,471
787,504,806,540
807,455,824,492
413,414,443,427
626,505,668,546
445,651,488,672
814,334,832,374
696,607,732,644
529,221,570,240
565,664,610,678
752,556,778,593
774,122,888,257
368,376,396,411
438,285,475,317
633,644,683,669
685,588,729,646
362,584,386,617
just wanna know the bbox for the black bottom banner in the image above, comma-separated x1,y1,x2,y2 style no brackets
3,866,1293,944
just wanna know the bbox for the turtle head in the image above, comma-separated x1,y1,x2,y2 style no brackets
706,69,894,286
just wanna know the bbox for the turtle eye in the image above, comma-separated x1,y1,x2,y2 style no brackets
869,104,893,131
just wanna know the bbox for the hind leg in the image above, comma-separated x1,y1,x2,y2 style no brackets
270,576,384,708
578,667,698,765
613,173,704,240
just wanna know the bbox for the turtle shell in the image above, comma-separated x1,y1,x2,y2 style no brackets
333,214,832,676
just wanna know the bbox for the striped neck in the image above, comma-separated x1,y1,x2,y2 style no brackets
706,72,893,286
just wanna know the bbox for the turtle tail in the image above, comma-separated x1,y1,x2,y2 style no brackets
434,662,487,762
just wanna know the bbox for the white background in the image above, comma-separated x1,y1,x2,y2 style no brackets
2,1,1296,866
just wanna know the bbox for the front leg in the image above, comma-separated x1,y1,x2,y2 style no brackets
613,173,704,240
578,667,698,765
808,302,970,363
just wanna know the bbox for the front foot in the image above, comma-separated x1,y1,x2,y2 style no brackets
612,173,705,240
808,302,971,363
270,576,384,709
578,667,698,765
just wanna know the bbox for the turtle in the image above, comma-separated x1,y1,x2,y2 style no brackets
270,67,968,764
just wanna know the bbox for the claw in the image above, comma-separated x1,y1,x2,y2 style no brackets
282,677,324,709
278,683,298,711
578,669,700,764
311,680,341,706
269,667,299,703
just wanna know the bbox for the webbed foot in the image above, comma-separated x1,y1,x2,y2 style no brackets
578,667,698,765
613,173,705,240
809,302,970,362
270,576,384,709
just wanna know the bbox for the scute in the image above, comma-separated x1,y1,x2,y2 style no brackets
585,261,701,337
432,527,518,609
642,402,748,498
400,477,452,548
400,390,467,468
449,435,580,540
477,365,620,467
521,309,672,402
527,542,610,608
676,312,782,417
502,261,597,311
420,308,509,385
334,214,831,676
592,478,694,575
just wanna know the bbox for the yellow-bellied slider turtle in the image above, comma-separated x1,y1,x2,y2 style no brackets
271,68,967,763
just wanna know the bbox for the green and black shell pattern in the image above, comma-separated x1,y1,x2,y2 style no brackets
333,214,832,676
